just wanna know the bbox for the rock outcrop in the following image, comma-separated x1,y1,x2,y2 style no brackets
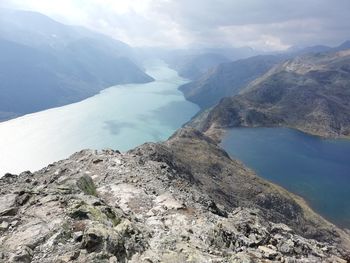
0,128,349,262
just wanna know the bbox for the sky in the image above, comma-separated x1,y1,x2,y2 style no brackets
1,0,349,51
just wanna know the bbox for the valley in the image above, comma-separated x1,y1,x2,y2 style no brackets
0,4,350,262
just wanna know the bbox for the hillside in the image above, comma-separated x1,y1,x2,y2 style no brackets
0,9,153,121
0,128,349,262
192,49,350,139
179,41,350,110
161,46,260,80
179,55,283,108
167,53,231,80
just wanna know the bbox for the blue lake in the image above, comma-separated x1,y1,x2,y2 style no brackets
221,127,350,228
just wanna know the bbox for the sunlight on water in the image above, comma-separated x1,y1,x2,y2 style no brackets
0,61,199,176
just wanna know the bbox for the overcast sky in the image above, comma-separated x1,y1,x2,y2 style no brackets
1,0,349,50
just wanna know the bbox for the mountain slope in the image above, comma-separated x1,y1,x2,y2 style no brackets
0,9,153,121
179,55,283,108
166,53,231,80
193,49,350,139
162,46,261,81
179,41,350,110
0,128,349,262
0,9,131,54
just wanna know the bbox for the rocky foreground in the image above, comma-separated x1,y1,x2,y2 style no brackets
1,129,349,262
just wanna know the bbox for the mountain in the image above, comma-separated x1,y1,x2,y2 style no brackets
190,49,350,140
334,40,350,52
178,40,350,111
166,53,231,80
287,41,350,55
159,46,261,80
0,9,132,55
200,46,260,61
179,55,284,108
0,9,153,121
286,44,331,54
0,128,349,262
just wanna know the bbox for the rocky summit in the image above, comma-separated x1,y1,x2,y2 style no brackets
0,128,349,263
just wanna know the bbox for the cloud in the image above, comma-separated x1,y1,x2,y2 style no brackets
154,0,350,49
1,0,349,50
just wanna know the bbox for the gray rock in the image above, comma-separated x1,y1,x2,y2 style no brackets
0,194,17,216
9,246,33,263
0,128,349,262
230,252,255,263
279,239,295,254
258,245,279,259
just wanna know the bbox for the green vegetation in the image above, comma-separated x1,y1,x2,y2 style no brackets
76,175,98,196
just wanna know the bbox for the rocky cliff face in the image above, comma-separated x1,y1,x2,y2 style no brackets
192,49,350,139
0,128,349,262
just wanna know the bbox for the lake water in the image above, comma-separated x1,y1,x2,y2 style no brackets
0,61,199,176
2,62,349,229
221,127,350,228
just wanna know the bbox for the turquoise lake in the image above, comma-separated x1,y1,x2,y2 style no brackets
0,61,199,176
221,127,350,228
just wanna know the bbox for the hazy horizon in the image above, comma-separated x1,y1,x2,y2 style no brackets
1,0,350,51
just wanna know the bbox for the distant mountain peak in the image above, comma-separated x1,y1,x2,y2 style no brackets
338,40,350,49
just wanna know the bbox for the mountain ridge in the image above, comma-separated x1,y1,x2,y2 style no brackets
188,48,350,140
179,55,284,108
0,9,154,122
0,128,349,262
179,40,350,111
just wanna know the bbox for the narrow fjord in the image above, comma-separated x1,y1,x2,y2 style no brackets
0,61,199,176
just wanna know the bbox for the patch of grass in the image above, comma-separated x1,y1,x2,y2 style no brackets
76,175,97,196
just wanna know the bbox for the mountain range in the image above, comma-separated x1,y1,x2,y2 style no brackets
0,9,153,121
179,41,350,110
189,48,350,140
1,8,350,262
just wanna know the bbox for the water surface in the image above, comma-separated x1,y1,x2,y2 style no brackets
0,61,199,176
221,127,350,228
